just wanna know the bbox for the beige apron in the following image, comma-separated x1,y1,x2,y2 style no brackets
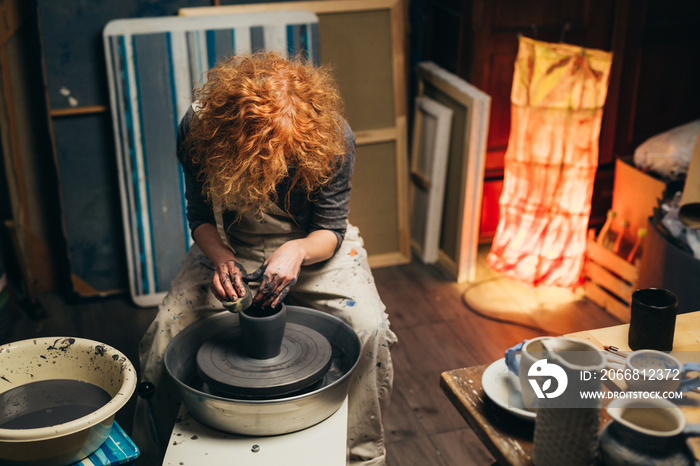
133,204,397,466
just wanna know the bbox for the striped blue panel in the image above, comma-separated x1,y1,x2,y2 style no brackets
288,24,310,60
187,30,206,87
206,28,235,66
310,23,320,65
206,29,217,68
132,33,186,293
250,26,265,53
114,35,148,295
166,32,192,256
73,422,139,465
104,12,319,306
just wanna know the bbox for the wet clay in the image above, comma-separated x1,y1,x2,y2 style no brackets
244,302,282,318
0,379,111,429
239,303,287,359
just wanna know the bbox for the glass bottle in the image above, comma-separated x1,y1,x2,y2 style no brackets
613,220,630,255
597,210,617,250
626,228,647,264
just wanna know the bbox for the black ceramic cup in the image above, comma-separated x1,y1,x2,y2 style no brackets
239,303,287,359
628,288,678,351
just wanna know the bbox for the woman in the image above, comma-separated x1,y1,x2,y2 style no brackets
133,52,397,466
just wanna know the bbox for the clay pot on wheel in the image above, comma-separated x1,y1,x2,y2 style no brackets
165,306,362,436
239,303,287,360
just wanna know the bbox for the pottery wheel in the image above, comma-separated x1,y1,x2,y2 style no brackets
196,323,332,398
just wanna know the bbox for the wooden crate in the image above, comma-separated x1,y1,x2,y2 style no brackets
583,230,639,322
611,157,666,245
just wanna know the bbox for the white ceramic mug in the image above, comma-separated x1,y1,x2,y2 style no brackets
599,397,700,466
505,336,604,409
606,397,686,436
625,350,700,393
505,336,552,410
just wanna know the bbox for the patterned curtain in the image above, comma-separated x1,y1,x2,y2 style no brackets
487,37,613,288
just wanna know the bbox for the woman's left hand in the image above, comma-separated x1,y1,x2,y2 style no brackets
245,240,305,308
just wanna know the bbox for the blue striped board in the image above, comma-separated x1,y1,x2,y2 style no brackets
103,12,319,307
72,422,139,466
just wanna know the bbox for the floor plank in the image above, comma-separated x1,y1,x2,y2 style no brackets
384,385,426,444
374,262,467,330
386,435,447,466
390,322,485,434
393,369,472,435
445,314,541,366
430,428,496,466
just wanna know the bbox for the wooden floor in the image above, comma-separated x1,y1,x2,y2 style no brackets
5,244,622,465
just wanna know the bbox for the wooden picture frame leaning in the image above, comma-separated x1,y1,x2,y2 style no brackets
416,62,490,282
180,0,411,269
409,96,453,263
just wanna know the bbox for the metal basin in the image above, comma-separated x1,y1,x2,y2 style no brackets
164,306,360,436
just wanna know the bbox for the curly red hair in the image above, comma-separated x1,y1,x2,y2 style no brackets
188,51,346,214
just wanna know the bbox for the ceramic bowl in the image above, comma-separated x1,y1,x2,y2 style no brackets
0,337,137,466
625,349,700,393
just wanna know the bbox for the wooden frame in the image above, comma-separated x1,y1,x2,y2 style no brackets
416,62,490,282
180,0,411,269
0,1,60,300
584,229,638,322
409,96,453,263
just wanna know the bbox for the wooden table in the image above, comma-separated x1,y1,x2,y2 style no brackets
440,311,700,465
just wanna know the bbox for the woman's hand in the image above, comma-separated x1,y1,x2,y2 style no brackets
245,241,305,308
211,259,248,302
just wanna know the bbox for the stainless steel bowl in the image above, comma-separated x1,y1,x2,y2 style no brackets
164,306,360,436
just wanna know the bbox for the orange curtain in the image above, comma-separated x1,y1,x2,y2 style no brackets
487,37,613,288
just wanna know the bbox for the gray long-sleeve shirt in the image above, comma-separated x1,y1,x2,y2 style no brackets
177,106,355,252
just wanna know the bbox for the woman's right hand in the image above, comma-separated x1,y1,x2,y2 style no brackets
211,259,248,302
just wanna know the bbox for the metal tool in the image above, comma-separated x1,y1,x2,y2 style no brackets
604,345,631,358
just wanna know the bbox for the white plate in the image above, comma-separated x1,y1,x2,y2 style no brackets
482,358,536,421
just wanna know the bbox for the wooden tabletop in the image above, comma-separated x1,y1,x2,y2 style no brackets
440,311,700,466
